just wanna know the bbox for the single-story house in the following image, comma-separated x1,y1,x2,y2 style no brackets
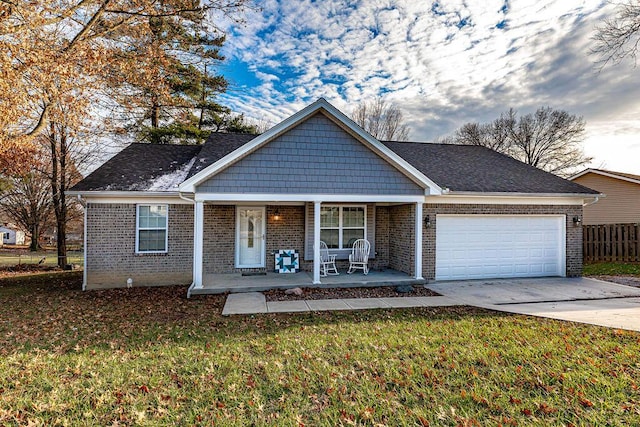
69,99,599,296
569,168,640,225
0,224,26,246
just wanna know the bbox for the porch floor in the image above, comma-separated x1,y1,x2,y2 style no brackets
191,269,426,295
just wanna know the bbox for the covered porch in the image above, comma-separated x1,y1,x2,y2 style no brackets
187,195,427,297
190,268,426,295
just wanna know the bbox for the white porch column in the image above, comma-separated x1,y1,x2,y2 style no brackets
414,202,424,280
192,201,204,289
313,201,322,285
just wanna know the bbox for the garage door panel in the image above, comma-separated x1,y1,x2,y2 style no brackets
529,248,543,258
436,215,565,280
544,263,559,273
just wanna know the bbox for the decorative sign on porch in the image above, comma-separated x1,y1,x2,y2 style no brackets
275,249,299,273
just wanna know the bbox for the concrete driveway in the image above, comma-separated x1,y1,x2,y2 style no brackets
427,277,640,332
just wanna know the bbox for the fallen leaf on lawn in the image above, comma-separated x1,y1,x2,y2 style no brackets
580,398,594,408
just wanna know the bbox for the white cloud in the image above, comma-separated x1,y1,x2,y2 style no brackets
213,0,640,173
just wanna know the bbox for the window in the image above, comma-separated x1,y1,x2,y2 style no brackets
136,205,168,253
320,205,365,249
3,232,9,240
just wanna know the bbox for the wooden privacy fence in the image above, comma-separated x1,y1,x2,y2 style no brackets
583,223,640,262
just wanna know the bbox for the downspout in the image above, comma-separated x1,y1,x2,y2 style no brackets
179,192,197,298
583,195,601,207
77,195,88,291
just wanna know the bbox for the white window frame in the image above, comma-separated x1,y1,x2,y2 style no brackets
135,204,169,254
2,232,9,240
320,204,367,250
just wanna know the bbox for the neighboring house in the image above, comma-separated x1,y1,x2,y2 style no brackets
570,169,640,225
69,99,599,296
0,224,26,245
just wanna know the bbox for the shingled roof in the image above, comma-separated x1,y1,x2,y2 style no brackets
381,141,599,194
186,133,256,179
71,133,598,195
71,144,203,192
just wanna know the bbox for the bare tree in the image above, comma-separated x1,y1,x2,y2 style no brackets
453,111,512,153
591,1,640,69
351,98,410,141
448,107,592,177
41,122,86,267
0,171,53,251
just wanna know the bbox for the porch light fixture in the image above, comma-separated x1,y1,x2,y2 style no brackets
424,215,431,228
573,216,581,226
273,208,281,221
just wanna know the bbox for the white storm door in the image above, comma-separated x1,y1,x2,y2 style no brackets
236,207,265,268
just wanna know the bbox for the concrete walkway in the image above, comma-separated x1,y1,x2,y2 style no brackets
221,292,457,316
221,277,640,332
428,277,640,332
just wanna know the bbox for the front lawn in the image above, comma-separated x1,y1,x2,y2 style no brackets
1,273,639,425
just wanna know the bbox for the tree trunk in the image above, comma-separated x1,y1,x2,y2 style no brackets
57,216,67,267
29,223,39,252
49,122,68,268
57,128,67,267
151,100,160,128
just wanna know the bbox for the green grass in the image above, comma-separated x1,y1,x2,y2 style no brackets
583,262,640,276
1,273,639,426
0,250,83,267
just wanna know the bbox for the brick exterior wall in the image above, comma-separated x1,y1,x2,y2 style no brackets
85,201,582,289
203,205,308,274
388,204,416,275
203,205,235,274
422,204,583,280
85,203,193,289
371,206,390,271
298,205,391,272
267,205,306,272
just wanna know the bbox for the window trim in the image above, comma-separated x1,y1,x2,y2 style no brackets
135,204,169,254
320,204,367,250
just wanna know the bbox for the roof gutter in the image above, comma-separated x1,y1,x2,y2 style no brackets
442,191,600,198
583,195,603,207
178,192,195,203
67,190,183,198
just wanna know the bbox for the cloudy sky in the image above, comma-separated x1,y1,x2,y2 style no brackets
212,0,640,175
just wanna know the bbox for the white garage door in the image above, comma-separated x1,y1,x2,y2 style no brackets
436,215,565,281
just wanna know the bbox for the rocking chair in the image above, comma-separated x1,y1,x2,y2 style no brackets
319,241,339,277
347,238,370,275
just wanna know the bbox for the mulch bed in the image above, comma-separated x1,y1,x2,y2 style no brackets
264,285,440,302
591,275,640,288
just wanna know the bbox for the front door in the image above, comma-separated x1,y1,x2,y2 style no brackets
236,207,265,268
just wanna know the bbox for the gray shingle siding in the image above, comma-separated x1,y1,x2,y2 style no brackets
196,113,424,195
